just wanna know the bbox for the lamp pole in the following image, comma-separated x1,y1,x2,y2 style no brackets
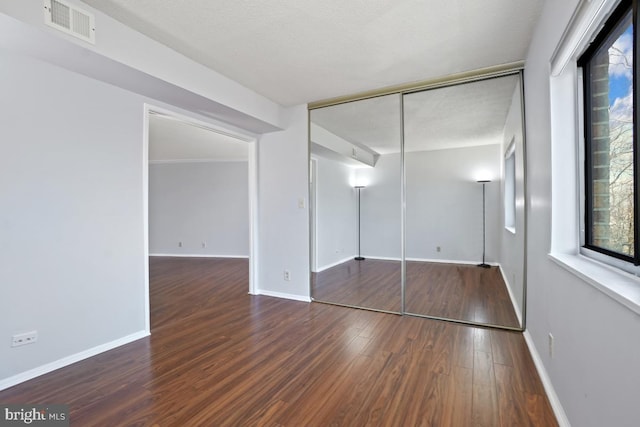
477,180,491,268
355,186,365,261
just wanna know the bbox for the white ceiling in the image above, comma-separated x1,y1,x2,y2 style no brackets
82,1,536,160
311,74,519,155
82,0,543,106
149,114,248,162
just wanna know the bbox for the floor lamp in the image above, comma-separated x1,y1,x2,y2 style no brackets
477,180,491,268
355,185,365,261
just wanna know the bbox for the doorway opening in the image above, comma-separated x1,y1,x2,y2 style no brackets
143,105,258,332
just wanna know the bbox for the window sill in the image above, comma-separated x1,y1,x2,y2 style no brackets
548,253,640,315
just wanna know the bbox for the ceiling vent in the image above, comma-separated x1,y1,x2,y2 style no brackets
44,0,95,44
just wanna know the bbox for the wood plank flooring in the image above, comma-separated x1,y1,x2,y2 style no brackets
313,259,520,328
0,257,556,426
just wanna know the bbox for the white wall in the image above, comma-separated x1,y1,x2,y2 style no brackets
257,105,310,301
498,83,526,316
149,162,249,257
314,157,356,271
406,146,501,263
356,153,402,259
0,5,308,388
525,1,640,426
0,51,147,384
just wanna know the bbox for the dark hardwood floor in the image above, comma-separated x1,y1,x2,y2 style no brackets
313,259,521,328
0,257,556,426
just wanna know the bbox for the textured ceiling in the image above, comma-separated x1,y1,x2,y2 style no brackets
311,74,519,155
82,0,543,106
311,94,401,155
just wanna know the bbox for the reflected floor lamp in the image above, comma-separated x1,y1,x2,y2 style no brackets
477,180,491,268
355,185,365,261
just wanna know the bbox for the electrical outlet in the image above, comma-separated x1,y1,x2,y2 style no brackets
436,246,441,252
12,331,38,347
548,333,554,358
201,242,206,248
178,241,183,248
284,270,291,281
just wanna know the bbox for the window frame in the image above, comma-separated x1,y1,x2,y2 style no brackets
577,0,639,265
547,0,640,316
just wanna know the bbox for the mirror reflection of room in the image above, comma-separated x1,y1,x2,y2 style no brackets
403,75,524,328
310,73,525,330
310,94,402,313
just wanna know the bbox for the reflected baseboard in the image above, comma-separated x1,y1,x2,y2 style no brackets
405,257,499,266
315,256,502,272
314,255,357,273
497,263,523,326
361,256,401,262
358,256,501,267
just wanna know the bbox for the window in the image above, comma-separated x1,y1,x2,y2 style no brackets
579,0,637,264
547,0,640,313
504,140,516,232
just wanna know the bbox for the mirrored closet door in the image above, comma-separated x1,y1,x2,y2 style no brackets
310,94,402,313
309,71,526,330
403,74,525,329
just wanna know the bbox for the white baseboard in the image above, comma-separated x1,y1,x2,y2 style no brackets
149,253,249,258
315,255,356,273
257,289,311,303
405,257,498,266
523,330,571,427
497,264,523,325
0,330,149,391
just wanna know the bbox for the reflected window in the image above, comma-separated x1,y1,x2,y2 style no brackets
504,141,516,232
